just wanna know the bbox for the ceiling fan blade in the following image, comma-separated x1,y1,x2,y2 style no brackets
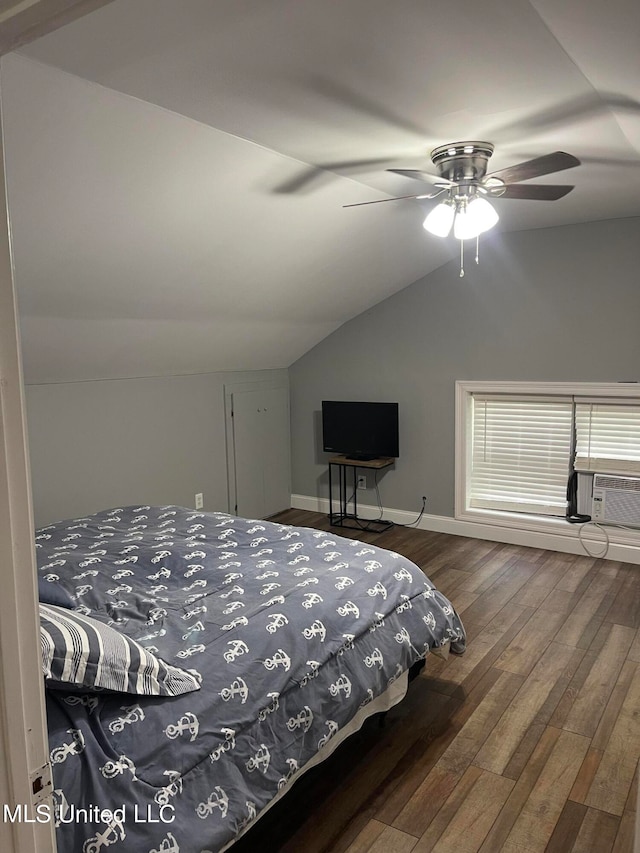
387,168,446,185
491,183,575,201
486,152,580,185
343,188,446,208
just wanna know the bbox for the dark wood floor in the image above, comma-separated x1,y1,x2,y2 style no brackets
232,509,639,853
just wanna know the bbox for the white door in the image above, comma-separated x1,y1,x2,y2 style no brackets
261,386,291,517
232,387,267,520
228,382,290,519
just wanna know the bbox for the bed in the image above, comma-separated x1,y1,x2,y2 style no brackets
36,505,466,853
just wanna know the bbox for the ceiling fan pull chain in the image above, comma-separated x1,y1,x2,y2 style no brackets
475,235,480,265
459,240,465,277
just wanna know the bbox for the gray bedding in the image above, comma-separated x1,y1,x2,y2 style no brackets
38,505,466,853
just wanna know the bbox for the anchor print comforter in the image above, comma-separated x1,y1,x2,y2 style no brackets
38,506,466,853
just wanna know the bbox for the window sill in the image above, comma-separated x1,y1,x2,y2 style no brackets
456,505,640,549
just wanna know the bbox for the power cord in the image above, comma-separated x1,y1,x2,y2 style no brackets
342,473,389,533
342,472,427,532
373,470,384,521
364,472,428,530
577,521,610,558
576,520,640,559
392,495,428,529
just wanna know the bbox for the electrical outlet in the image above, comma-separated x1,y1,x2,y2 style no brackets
357,475,367,490
195,492,203,509
30,762,53,806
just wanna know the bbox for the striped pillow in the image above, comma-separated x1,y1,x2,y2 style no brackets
40,604,201,696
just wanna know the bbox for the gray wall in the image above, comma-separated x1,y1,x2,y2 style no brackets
289,216,640,518
26,369,288,527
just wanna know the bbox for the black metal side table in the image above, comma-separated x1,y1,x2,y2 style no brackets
327,455,394,532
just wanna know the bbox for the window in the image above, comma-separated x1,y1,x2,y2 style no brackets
470,395,573,516
456,382,640,530
575,402,640,476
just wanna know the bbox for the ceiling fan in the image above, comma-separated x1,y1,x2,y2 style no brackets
344,141,581,274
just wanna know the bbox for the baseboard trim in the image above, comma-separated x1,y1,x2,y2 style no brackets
290,494,640,565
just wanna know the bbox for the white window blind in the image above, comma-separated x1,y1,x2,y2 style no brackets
575,402,640,475
470,396,573,515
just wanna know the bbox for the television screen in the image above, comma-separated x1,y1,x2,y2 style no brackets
322,401,399,460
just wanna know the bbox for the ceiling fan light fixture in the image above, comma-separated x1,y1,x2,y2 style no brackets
348,142,579,275
466,197,499,234
453,207,473,241
453,197,498,240
423,201,454,237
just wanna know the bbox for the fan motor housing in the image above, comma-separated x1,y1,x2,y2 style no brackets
430,141,494,183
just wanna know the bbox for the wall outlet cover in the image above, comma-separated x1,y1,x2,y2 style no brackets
30,762,53,805
195,493,204,509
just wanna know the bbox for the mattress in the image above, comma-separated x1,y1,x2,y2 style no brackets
37,505,466,852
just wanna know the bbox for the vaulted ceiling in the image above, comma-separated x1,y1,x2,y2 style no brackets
4,0,639,382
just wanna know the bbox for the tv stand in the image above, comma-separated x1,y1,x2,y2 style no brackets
328,455,395,532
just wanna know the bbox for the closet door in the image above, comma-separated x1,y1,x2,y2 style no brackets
227,382,290,519
261,386,290,517
231,387,266,520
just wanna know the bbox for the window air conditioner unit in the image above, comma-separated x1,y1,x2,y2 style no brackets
592,474,640,526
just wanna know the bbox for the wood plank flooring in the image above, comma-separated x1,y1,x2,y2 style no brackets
231,510,639,853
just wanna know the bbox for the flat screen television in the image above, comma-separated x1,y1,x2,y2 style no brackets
322,400,399,460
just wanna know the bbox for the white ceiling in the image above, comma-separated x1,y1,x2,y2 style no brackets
5,0,640,382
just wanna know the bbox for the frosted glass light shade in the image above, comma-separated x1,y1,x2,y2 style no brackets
453,208,473,240
423,202,454,237
467,197,499,234
454,198,499,240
